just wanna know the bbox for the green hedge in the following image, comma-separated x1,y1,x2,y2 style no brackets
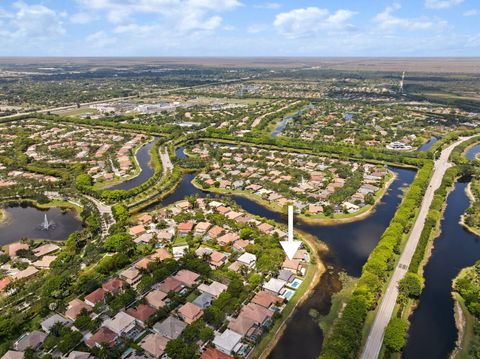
319,161,433,359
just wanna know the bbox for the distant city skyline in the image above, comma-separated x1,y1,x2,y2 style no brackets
0,0,479,56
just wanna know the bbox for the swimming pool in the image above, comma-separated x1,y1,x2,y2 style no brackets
288,278,303,289
281,288,295,301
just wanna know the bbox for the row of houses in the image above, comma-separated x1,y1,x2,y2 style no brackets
2,198,311,359
192,143,388,215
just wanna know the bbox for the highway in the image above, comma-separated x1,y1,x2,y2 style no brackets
360,136,473,359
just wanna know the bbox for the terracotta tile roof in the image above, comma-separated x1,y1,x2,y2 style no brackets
251,291,284,308
86,327,117,348
84,288,105,306
126,304,156,323
178,302,203,324
173,269,200,287
201,347,234,359
158,276,183,293
102,278,125,293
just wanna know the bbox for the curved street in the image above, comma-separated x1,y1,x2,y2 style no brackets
360,136,474,359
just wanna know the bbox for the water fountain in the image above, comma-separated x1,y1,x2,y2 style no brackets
38,213,56,231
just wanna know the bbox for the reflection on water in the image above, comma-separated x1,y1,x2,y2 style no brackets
403,179,480,359
465,143,480,160
0,204,82,246
147,166,416,359
109,138,157,190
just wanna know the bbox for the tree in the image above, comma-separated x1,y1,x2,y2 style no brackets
103,233,135,253
76,173,92,187
399,273,423,298
384,317,408,352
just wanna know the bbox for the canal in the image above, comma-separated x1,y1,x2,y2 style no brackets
271,104,315,137
417,136,439,152
148,149,416,359
0,203,82,246
109,137,158,190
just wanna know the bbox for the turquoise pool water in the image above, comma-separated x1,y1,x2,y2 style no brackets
289,278,303,289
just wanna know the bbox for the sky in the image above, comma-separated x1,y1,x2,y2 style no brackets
0,0,479,57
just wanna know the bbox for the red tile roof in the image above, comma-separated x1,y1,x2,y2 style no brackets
158,277,183,293
102,278,125,293
84,288,105,305
201,347,234,359
86,327,117,348
126,304,156,323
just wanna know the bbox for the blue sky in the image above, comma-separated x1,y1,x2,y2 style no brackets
0,0,479,56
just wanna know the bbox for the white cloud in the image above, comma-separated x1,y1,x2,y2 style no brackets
463,9,478,16
86,31,117,48
254,2,281,9
11,1,65,38
247,24,268,33
274,7,356,39
70,11,97,24
374,3,447,31
425,0,463,9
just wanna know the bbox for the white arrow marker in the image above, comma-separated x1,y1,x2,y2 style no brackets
280,205,302,260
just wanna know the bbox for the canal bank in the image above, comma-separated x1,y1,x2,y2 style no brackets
108,136,158,191
191,170,397,226
145,164,416,359
402,178,480,359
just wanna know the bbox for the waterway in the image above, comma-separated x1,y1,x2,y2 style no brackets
146,149,416,358
0,203,82,246
271,104,314,137
465,143,480,160
109,137,158,190
403,178,480,359
417,136,439,152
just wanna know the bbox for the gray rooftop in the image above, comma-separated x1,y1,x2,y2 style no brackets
153,315,187,340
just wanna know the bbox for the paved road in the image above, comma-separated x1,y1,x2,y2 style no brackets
84,195,114,238
159,146,173,174
360,136,474,359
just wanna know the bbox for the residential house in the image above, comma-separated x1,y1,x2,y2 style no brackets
236,253,256,268
178,302,204,324
41,314,72,333
153,316,187,340
194,222,211,236
86,327,117,348
33,244,59,257
263,278,287,295
192,292,214,309
126,304,156,327
14,331,47,351
200,347,234,359
177,220,194,236
173,269,200,287
84,288,105,307
65,299,93,320
206,225,224,240
145,289,168,310
139,333,169,358
102,278,125,294
212,329,242,355
282,259,301,274
120,267,142,285
104,311,137,337
1,351,24,359
129,225,146,237
217,232,239,246
251,291,284,309
198,281,228,298
158,277,183,294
